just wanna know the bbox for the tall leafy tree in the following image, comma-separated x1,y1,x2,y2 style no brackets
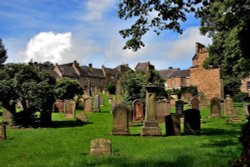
0,38,7,64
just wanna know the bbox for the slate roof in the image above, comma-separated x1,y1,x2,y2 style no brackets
103,67,118,76
59,63,80,78
79,65,105,78
135,61,154,72
159,69,190,79
114,64,132,72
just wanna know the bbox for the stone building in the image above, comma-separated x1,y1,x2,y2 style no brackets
241,77,250,95
135,61,155,72
159,42,223,104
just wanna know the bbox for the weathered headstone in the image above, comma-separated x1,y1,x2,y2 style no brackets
243,104,250,117
108,96,113,105
64,100,76,118
115,79,122,105
100,96,104,106
3,108,13,125
224,95,234,115
54,99,64,112
93,95,100,112
199,92,208,106
175,99,184,115
184,109,201,135
132,100,144,122
170,98,176,107
89,138,112,156
112,104,130,135
226,109,242,123
84,98,92,112
156,99,170,123
190,96,200,110
165,114,181,136
210,97,221,118
77,98,84,110
76,113,88,122
141,85,162,136
0,124,6,140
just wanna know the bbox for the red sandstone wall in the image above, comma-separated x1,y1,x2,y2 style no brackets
190,67,222,100
241,77,250,95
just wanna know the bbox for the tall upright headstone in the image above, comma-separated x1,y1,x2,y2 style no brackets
112,104,130,135
175,99,184,115
54,99,64,112
184,109,201,135
190,96,200,110
93,94,100,112
115,79,122,105
156,99,170,123
224,95,234,115
141,85,162,136
210,97,221,118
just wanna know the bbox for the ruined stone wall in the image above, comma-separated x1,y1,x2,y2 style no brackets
190,67,222,101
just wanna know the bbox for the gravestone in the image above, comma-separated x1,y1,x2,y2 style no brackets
64,100,76,118
199,92,208,106
84,98,92,112
224,95,234,115
108,96,113,105
93,95,100,112
89,138,112,156
184,109,201,135
76,113,88,122
0,124,6,140
77,98,84,110
165,114,181,136
112,104,130,135
243,104,250,117
226,109,242,123
190,96,200,110
175,99,184,116
2,108,13,125
132,100,144,122
54,99,64,112
141,85,162,136
156,99,170,123
100,96,104,106
115,79,122,105
170,98,176,107
210,97,221,118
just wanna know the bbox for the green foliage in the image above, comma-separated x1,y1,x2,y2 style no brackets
54,77,83,100
107,83,116,95
181,86,198,96
0,63,56,126
118,0,208,51
121,70,166,103
233,92,250,102
0,38,7,64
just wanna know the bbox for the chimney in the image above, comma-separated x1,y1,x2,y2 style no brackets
195,42,205,53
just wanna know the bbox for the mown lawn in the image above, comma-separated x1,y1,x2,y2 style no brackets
0,101,246,167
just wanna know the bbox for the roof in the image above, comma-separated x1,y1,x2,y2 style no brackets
59,63,80,78
159,69,190,79
135,61,154,72
115,64,132,72
79,66,105,78
102,67,118,76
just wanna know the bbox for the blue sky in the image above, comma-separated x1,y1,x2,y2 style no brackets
0,0,211,70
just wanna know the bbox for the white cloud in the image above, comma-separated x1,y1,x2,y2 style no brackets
83,0,115,21
23,32,72,63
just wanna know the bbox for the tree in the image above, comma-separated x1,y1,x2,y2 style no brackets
54,77,83,100
118,0,206,51
121,70,165,103
0,64,56,127
0,38,7,64
198,0,250,95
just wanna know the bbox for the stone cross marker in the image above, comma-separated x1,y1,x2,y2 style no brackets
184,109,201,135
89,138,112,156
112,104,130,135
210,97,221,118
190,96,200,110
132,100,144,122
224,95,234,115
141,85,162,136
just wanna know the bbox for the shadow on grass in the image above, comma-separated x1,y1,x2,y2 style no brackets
51,120,93,128
201,127,241,137
84,155,195,167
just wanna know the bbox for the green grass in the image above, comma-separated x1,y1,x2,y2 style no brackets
0,102,247,167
